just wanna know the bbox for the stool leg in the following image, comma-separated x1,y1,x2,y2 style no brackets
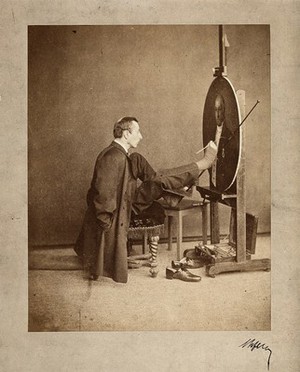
177,211,183,260
202,203,208,245
149,235,159,278
143,230,148,254
167,216,173,251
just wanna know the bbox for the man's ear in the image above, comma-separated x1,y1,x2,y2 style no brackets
123,129,129,140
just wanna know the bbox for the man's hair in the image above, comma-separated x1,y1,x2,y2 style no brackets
113,116,138,138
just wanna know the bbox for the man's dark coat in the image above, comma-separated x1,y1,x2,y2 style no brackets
75,142,138,283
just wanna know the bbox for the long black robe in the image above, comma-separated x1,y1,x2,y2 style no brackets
75,142,137,283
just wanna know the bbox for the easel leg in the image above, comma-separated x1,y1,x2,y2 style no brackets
206,259,271,278
143,230,148,254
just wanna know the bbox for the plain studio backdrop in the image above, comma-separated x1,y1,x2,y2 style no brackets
2,0,299,368
28,25,270,247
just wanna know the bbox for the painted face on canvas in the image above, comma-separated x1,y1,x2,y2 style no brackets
214,95,225,126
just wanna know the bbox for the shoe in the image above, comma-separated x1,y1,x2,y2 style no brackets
161,187,190,208
128,260,142,269
128,253,152,260
183,248,195,257
127,248,140,256
183,246,214,266
194,245,215,264
162,193,183,208
171,257,203,269
166,267,201,282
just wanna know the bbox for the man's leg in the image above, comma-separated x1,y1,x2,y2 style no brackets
154,140,217,190
132,141,217,213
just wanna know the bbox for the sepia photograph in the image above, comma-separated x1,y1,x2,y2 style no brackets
28,24,271,332
1,1,299,371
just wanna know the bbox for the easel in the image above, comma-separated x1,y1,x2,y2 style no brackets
196,26,271,277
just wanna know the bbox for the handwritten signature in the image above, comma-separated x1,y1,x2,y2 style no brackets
239,338,272,370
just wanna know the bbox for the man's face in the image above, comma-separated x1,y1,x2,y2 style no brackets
214,96,225,126
127,121,143,148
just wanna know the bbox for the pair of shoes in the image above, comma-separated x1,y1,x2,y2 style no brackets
171,257,203,269
128,260,142,269
166,267,201,282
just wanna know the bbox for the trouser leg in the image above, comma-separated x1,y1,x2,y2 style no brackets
132,162,200,214
156,162,199,190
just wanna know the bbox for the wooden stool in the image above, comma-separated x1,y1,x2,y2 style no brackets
159,199,208,260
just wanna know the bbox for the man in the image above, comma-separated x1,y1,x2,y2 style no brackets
75,117,217,283
210,94,239,192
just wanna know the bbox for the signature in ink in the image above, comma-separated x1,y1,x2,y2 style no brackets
239,338,272,370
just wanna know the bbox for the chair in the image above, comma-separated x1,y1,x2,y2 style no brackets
158,198,209,260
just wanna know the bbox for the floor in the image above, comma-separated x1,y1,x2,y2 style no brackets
28,236,271,332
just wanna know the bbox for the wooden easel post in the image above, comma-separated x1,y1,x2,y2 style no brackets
236,90,246,262
209,24,225,245
219,25,226,73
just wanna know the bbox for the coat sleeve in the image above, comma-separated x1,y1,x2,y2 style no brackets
93,150,125,230
129,152,156,181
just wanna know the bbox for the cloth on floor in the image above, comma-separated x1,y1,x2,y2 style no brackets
29,248,82,270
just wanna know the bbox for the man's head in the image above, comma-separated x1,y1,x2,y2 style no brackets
113,116,143,149
214,94,225,126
